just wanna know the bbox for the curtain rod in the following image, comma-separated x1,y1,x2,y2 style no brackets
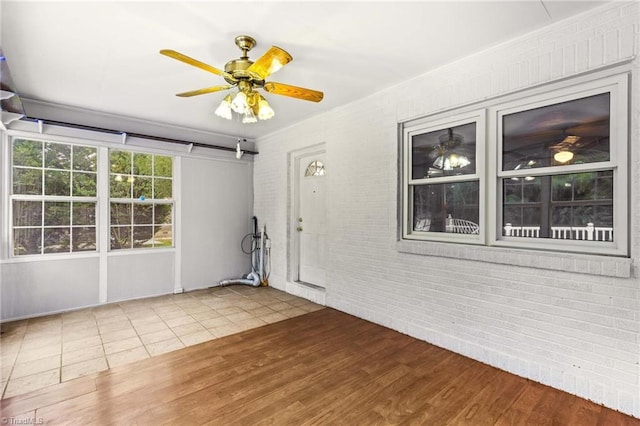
21,116,258,155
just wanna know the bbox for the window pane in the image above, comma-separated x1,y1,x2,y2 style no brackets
13,201,42,227
72,227,96,252
133,153,152,176
73,146,97,171
502,93,610,171
596,172,613,200
111,203,132,225
305,160,326,177
73,172,97,196
411,122,476,179
110,226,131,250
44,228,70,253
154,156,173,177
154,204,172,224
133,177,152,199
73,202,96,226
133,204,153,225
133,226,153,248
154,225,172,247
13,168,42,195
110,175,132,198
45,142,71,169
110,150,131,174
14,228,42,255
412,181,479,233
44,170,70,196
13,139,42,167
44,202,70,226
502,171,613,241
154,178,172,199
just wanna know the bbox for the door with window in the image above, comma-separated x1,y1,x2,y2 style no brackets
296,155,326,287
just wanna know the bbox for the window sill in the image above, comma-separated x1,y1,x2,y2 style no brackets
1,252,99,264
396,239,632,278
107,247,175,256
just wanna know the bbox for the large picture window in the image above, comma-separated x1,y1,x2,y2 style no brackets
401,73,628,256
109,150,173,250
11,138,97,255
403,111,485,242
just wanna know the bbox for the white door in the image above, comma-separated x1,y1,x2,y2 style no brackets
297,156,326,287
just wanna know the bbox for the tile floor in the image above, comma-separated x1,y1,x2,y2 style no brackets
0,286,323,400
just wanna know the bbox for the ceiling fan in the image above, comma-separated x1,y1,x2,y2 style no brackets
160,35,323,122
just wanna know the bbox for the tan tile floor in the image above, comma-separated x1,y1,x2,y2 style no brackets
0,286,323,399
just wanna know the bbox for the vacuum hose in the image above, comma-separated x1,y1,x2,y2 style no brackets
219,271,260,287
218,216,268,288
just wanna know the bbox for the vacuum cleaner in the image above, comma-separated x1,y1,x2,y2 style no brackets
219,216,269,287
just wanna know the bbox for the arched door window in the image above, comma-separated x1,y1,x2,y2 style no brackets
304,160,325,177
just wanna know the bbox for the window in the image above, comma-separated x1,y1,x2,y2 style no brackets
109,150,173,250
401,73,628,256
403,111,485,242
305,160,325,177
11,138,97,255
495,74,627,255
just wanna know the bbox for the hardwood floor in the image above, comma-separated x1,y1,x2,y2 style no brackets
1,308,638,425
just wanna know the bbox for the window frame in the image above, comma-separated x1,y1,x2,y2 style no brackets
488,73,628,256
9,137,99,257
402,109,486,244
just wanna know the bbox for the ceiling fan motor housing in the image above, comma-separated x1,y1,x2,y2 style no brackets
224,35,265,87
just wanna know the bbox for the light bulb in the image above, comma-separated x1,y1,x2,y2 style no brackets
231,92,249,114
215,94,232,120
242,109,257,124
554,150,574,163
257,96,275,120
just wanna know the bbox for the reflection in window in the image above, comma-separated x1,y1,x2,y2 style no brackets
11,139,97,256
305,160,325,177
408,118,481,237
411,123,476,179
109,150,173,250
413,182,479,233
502,93,610,171
503,172,613,241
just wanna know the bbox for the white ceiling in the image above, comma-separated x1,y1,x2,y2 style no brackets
1,1,607,145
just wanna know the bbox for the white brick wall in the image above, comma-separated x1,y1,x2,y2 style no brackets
254,2,640,417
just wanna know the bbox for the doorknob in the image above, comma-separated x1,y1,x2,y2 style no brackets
296,226,303,232
298,217,303,222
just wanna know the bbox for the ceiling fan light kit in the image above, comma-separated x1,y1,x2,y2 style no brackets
432,129,471,171
161,35,323,124
554,150,574,163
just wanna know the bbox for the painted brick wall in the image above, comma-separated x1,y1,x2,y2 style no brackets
254,2,640,417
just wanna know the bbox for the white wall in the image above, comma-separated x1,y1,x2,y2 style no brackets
180,156,253,290
253,2,640,418
0,121,254,320
107,252,175,302
1,257,99,319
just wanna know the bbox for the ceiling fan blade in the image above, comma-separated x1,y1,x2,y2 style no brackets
160,49,235,81
247,46,292,80
175,85,232,97
264,82,323,102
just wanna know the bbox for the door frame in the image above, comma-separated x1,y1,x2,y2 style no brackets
287,143,326,284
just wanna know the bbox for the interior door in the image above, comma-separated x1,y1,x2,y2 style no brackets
297,155,326,287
